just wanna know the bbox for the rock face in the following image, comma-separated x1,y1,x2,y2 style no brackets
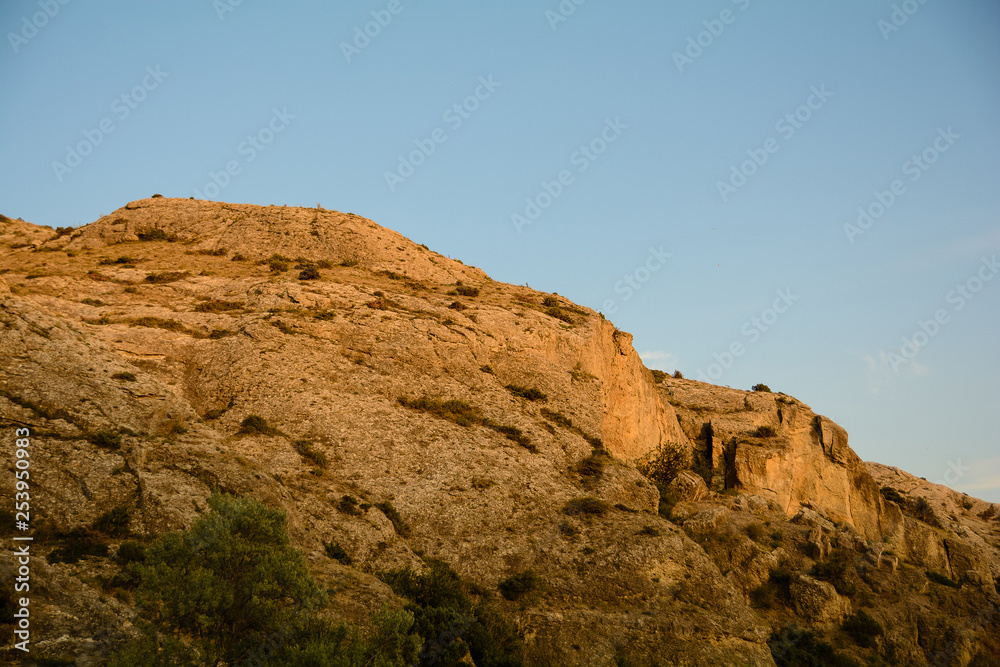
1,198,998,666
661,379,904,542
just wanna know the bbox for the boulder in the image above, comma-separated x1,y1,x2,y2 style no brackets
789,574,851,626
667,470,709,502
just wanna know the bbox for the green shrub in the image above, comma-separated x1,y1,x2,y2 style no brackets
908,496,941,527
196,247,227,256
545,306,574,324
89,430,122,450
752,383,772,392
237,414,280,436
563,497,609,516
843,609,884,648
672,370,684,379
505,384,547,401
754,425,777,438
635,441,689,486
768,625,857,667
376,501,411,537
137,228,176,242
578,450,610,486
498,570,539,601
115,540,146,565
324,541,352,565
111,371,137,382
230,253,247,261
810,551,856,596
745,522,766,542
978,505,997,520
455,285,480,297
293,439,328,469
650,369,667,383
299,266,321,280
143,271,188,284
378,559,526,666
92,506,130,537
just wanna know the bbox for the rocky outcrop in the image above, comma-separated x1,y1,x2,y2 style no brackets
660,379,904,542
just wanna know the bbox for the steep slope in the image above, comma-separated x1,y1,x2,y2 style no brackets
1,198,998,666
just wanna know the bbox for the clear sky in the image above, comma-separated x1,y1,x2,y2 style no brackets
2,1,998,502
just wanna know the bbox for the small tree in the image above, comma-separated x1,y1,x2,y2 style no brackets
116,492,325,665
635,441,690,486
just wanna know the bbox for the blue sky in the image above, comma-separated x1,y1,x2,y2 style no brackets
2,1,998,502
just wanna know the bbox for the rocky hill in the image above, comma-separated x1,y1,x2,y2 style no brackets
1,198,998,666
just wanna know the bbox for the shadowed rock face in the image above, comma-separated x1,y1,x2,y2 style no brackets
1,198,998,666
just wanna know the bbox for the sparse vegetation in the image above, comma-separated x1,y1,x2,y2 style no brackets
578,449,611,488
92,506,131,537
959,494,975,510
768,625,857,667
979,505,997,520
635,441,690,487
752,383,771,392
111,371,137,382
455,284,480,297
89,430,122,450
637,526,661,537
672,370,683,379
324,541,352,565
505,384,547,401
908,496,942,527
376,501,411,537
337,495,363,516
498,570,539,601
137,228,176,242
880,486,906,505
378,558,525,666
563,497,609,516
925,570,961,588
292,439,328,469
196,247,227,256
650,369,667,383
99,255,139,266
237,414,281,436
398,395,535,450
809,550,856,596
81,298,105,306
753,425,777,438
194,298,244,312
558,521,579,537
143,270,189,284
843,609,884,648
47,528,110,564
480,364,494,374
